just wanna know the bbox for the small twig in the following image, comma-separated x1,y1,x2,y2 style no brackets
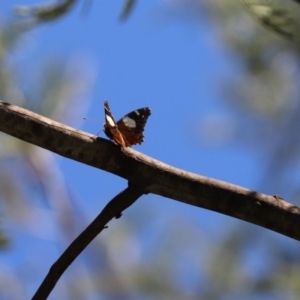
31,183,145,300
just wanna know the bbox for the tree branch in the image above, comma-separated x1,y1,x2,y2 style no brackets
31,183,145,300
1,100,300,241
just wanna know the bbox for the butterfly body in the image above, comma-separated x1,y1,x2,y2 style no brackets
103,100,151,148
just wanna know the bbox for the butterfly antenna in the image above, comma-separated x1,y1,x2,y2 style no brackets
83,117,104,136
83,117,102,122
96,129,104,136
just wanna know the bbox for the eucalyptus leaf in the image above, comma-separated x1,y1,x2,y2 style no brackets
14,0,76,27
120,0,136,21
241,0,300,41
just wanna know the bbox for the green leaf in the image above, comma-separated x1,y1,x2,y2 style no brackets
241,0,300,41
14,0,77,27
120,0,137,21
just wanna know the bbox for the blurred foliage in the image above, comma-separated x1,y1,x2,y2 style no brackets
14,0,77,28
1,0,300,299
13,0,137,28
0,14,96,298
15,0,76,21
0,219,9,249
241,0,300,41
186,0,300,195
119,0,137,21
160,0,300,299
180,0,300,299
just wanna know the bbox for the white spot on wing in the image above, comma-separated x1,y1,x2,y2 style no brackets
106,115,116,127
123,116,136,128
135,110,140,115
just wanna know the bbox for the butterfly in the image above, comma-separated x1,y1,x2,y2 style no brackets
103,100,151,148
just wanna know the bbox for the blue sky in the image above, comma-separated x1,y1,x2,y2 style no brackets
2,1,295,299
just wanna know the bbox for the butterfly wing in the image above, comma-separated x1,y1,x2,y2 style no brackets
117,107,151,146
103,100,127,148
